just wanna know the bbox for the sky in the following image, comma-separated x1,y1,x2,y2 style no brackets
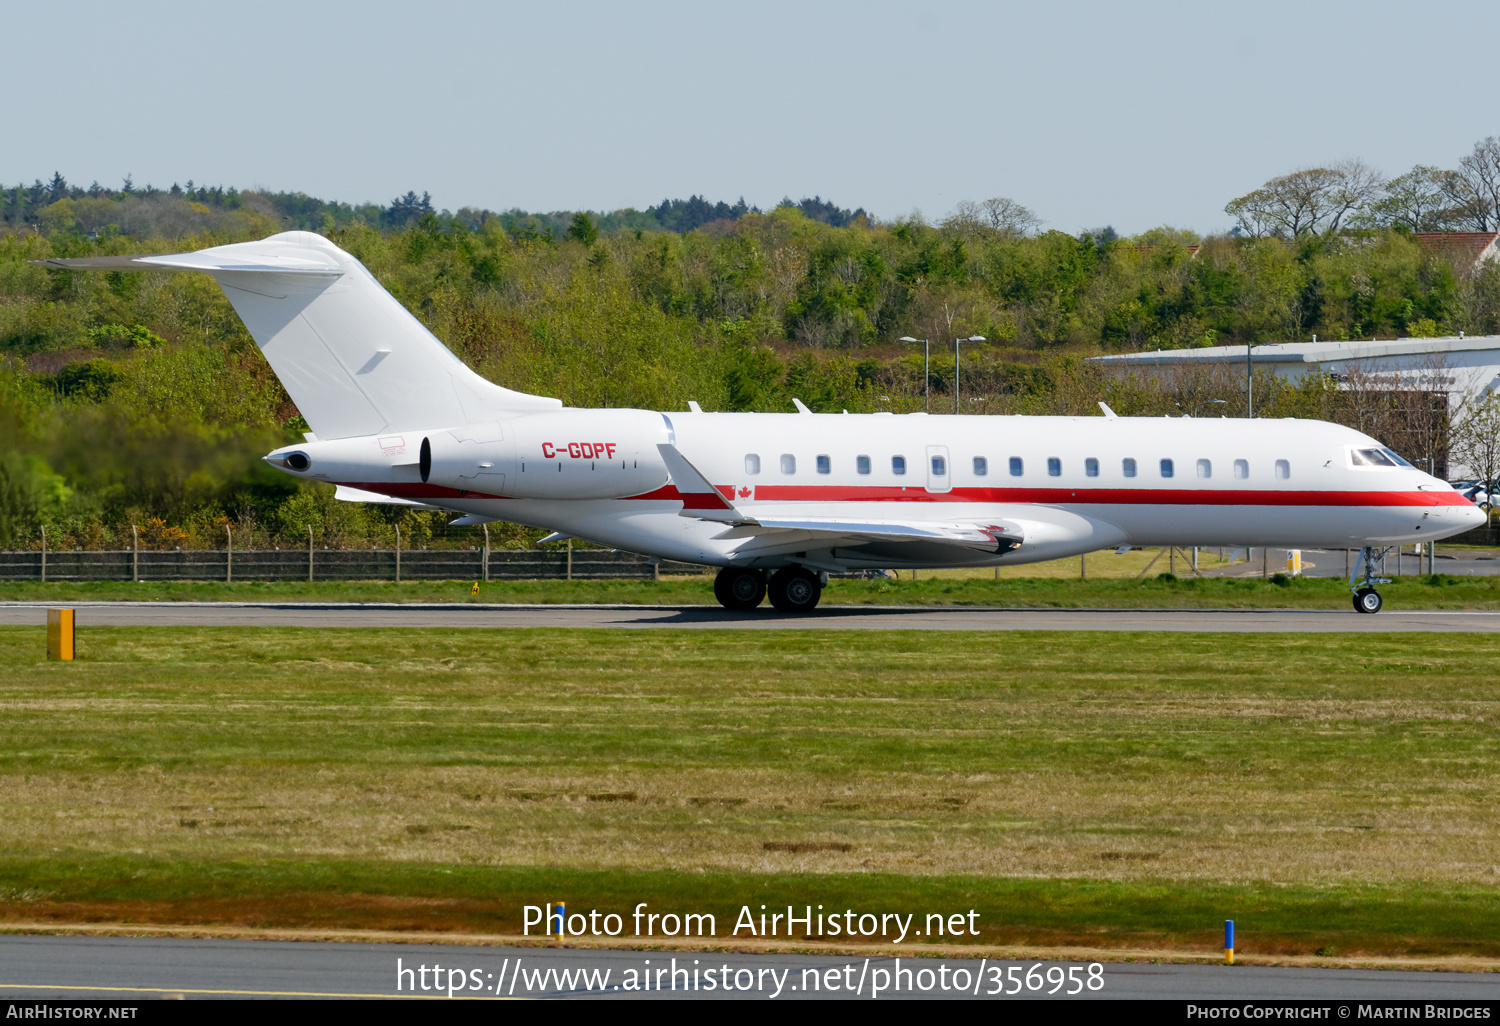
5,0,1499,236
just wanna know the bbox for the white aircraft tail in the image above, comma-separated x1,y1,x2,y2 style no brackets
36,231,560,439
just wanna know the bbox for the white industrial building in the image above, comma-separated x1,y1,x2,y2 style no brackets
1089,335,1500,478
1089,335,1500,399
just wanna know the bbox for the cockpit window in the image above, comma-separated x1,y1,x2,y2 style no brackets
1351,448,1399,468
1382,448,1413,467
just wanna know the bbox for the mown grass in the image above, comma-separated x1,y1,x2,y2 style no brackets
0,627,1497,955
5,571,1500,607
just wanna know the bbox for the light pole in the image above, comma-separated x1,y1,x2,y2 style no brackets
1246,342,1268,417
954,335,985,413
900,336,930,412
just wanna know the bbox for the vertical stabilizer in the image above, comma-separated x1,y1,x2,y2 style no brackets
35,231,560,439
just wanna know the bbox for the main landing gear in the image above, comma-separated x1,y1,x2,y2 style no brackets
1349,546,1393,614
712,567,824,613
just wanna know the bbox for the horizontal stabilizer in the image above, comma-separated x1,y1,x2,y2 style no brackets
335,485,444,510
32,251,341,274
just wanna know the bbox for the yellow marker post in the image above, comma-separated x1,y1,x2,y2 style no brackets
47,609,74,661
1224,919,1235,965
471,582,480,595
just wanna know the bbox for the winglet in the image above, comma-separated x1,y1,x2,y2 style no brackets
656,443,751,523
792,398,812,414
1098,401,1118,419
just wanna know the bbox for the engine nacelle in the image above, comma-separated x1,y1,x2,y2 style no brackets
422,409,671,499
263,409,673,500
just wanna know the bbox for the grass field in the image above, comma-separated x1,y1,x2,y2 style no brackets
6,569,1500,608
1,626,1497,958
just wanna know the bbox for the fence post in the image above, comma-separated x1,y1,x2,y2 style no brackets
39,525,46,583
225,524,232,583
132,525,139,583
308,525,314,582
566,538,572,581
482,523,489,582
395,524,401,584
1080,552,1086,580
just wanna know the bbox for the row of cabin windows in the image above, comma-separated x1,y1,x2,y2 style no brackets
744,454,1292,480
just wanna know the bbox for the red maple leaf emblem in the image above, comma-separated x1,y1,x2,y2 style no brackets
737,487,751,498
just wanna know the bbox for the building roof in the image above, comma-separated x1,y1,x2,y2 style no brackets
1411,232,1500,267
1089,335,1500,367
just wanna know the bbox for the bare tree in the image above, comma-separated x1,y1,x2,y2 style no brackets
1225,160,1385,238
1437,137,1500,231
942,197,1041,240
1451,388,1500,531
980,196,1041,236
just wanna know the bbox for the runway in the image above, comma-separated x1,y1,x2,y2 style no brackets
3,601,1500,631
0,935,1495,1001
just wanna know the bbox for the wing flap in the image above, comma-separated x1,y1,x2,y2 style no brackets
722,516,1024,554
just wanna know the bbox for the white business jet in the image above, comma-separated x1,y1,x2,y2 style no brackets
38,231,1484,614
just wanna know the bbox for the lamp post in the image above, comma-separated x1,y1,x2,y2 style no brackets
1246,342,1268,417
900,336,930,412
954,335,985,413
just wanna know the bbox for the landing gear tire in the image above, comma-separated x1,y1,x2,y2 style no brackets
1353,588,1383,614
714,567,766,610
767,567,822,613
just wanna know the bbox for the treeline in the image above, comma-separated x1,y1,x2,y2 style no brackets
5,146,1500,551
1,173,865,242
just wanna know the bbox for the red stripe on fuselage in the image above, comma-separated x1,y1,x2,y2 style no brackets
623,484,1473,508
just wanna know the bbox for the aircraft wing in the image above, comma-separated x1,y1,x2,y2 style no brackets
656,444,1021,555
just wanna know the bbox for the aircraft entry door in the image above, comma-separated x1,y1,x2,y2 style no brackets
925,445,952,493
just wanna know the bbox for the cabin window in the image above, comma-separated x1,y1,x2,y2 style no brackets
745,454,760,475
1122,458,1136,478
1160,458,1174,478
892,455,907,476
1197,458,1211,479
1234,459,1248,479
816,454,831,475
973,456,988,476
856,455,871,475
1085,457,1099,477
780,454,796,475
931,455,947,476
1351,448,1398,467
1047,457,1062,477
1275,459,1290,480
1009,457,1024,476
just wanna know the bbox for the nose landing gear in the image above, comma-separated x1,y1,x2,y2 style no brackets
1349,546,1393,614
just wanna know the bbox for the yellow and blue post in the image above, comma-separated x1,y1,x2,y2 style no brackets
1224,919,1235,965
552,902,565,937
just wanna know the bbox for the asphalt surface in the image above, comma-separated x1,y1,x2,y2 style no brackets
0,935,1495,1001
3,601,1500,632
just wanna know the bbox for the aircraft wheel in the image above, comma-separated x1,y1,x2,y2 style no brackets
768,567,822,613
714,567,765,610
1353,588,1383,614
